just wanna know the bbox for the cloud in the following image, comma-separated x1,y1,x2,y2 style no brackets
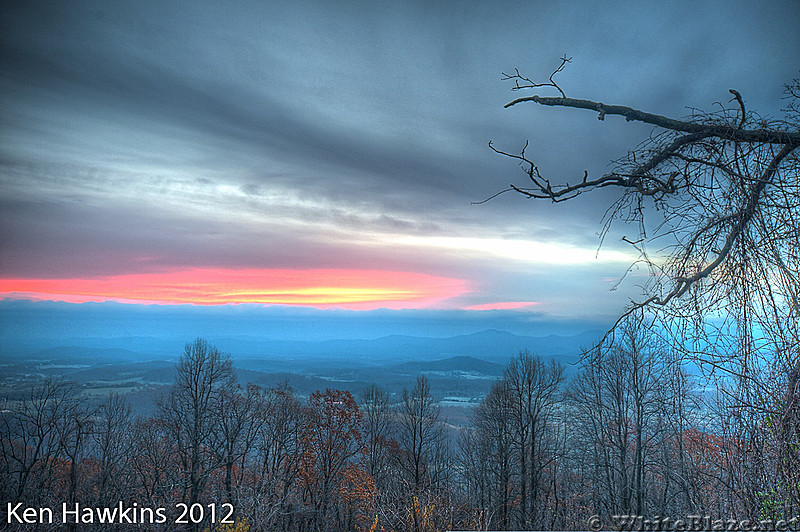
2,0,798,321
391,235,635,266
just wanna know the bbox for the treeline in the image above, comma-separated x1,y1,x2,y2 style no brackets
2,329,798,531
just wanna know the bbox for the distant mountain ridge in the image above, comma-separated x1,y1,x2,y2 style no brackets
5,328,601,368
0,330,601,409
216,328,601,373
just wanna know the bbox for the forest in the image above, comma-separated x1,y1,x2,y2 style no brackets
1,318,798,532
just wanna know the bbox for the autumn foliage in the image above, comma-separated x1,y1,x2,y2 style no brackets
2,336,798,531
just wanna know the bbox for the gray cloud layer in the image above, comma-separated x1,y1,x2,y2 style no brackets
2,0,798,317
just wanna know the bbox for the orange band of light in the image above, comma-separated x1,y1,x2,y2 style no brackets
0,268,469,309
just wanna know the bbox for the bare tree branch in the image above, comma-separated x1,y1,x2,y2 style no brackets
491,65,799,323
504,95,800,145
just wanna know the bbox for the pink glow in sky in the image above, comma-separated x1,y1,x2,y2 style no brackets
0,268,470,309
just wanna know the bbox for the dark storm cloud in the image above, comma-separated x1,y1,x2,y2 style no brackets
0,1,490,205
5,1,797,205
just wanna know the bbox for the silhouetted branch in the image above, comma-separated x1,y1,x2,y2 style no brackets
501,55,572,98
490,65,799,323
504,95,800,145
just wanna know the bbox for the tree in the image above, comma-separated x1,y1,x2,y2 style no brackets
360,383,394,492
568,315,673,517
503,350,565,528
396,375,452,532
129,416,179,509
0,378,79,505
248,382,305,530
212,383,258,503
490,59,799,517
462,351,565,530
457,425,494,529
55,388,96,523
299,389,365,532
159,338,236,529
471,380,515,530
397,375,447,495
90,393,134,507
489,57,797,324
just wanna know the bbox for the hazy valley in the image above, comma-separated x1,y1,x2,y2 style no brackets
0,329,595,420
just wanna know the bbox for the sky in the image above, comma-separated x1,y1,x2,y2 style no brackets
1,0,799,339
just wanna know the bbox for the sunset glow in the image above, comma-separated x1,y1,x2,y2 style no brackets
0,269,469,309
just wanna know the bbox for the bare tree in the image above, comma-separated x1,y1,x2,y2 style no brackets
129,416,179,509
248,382,305,530
0,378,78,505
568,314,675,518
463,351,565,530
56,389,96,523
211,383,258,503
650,360,704,517
159,338,236,529
490,60,800,518
489,58,797,325
91,393,134,506
360,383,393,492
504,350,565,528
472,380,515,530
457,425,494,530
396,375,447,495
